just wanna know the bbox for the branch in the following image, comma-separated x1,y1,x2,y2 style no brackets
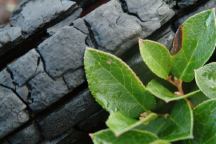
167,76,184,95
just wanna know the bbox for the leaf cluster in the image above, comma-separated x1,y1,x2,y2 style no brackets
84,9,216,144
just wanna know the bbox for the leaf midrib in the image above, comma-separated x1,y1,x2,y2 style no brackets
179,12,213,80
94,52,148,112
142,46,169,78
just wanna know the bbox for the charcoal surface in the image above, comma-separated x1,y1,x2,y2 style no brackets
0,0,212,143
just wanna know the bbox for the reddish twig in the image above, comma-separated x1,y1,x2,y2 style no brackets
167,76,184,95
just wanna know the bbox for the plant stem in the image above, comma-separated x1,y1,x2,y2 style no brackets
176,80,184,95
167,76,194,108
167,76,184,95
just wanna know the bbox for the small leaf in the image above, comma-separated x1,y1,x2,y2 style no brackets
139,39,173,79
91,129,169,144
106,112,158,136
147,80,200,103
171,9,216,82
84,48,156,118
183,99,216,143
139,100,193,142
195,62,216,99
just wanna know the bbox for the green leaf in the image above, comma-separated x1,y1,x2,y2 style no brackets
139,39,172,79
171,9,216,82
91,129,170,144
84,48,156,118
189,90,209,107
106,112,158,136
147,80,200,103
183,99,216,144
139,100,193,142
195,62,216,99
150,140,171,144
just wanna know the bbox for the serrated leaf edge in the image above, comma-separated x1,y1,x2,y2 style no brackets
84,47,154,112
139,39,173,80
174,9,216,81
146,80,201,103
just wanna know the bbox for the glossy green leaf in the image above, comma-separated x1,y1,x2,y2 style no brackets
147,80,200,103
139,100,193,142
106,112,158,136
171,9,216,82
84,48,156,118
195,62,216,99
189,90,208,106
139,39,172,79
92,129,170,144
183,99,216,144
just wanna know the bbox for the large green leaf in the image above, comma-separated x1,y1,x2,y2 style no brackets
84,48,156,118
171,9,216,82
189,90,208,107
139,100,193,142
139,39,173,79
147,80,200,103
195,62,216,99
91,129,170,144
106,112,158,136
183,99,216,144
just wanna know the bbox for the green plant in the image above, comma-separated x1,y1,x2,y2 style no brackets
84,9,216,144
